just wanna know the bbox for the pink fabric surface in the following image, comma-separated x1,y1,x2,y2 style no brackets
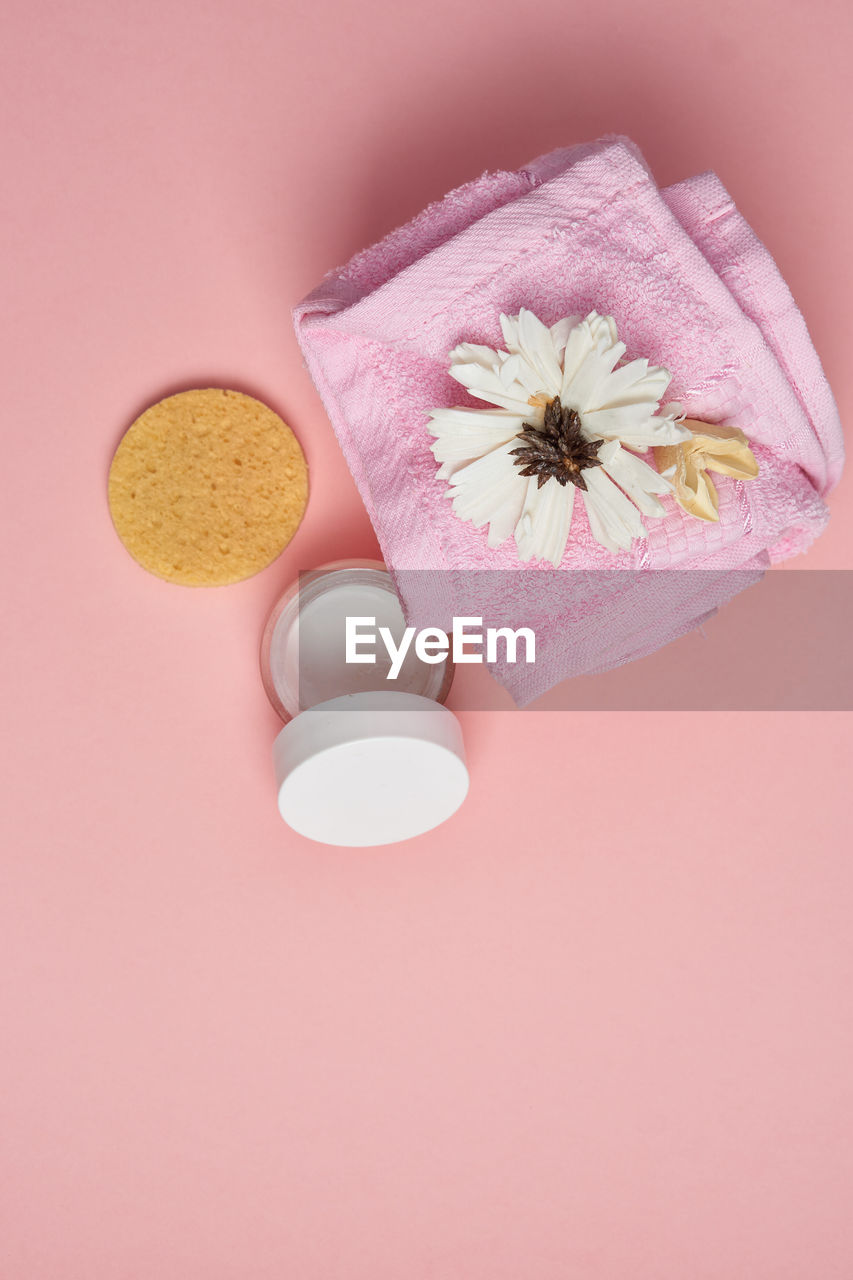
295,137,843,701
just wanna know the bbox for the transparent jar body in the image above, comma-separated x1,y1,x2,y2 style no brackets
260,560,455,723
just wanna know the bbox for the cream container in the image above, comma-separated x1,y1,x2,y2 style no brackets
260,560,468,846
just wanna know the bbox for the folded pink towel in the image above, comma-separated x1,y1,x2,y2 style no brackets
293,137,843,703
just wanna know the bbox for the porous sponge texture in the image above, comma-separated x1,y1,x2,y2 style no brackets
108,389,308,586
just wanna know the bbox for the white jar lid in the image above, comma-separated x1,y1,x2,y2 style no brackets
273,691,469,846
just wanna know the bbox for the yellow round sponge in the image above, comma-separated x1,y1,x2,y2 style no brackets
108,388,308,586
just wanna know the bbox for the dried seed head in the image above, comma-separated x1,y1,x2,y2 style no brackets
510,397,605,491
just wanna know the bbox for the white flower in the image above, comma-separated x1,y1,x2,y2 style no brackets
427,309,690,566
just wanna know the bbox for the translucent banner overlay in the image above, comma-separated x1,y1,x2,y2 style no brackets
294,569,853,711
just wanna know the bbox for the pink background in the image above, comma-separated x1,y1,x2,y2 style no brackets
2,0,852,1275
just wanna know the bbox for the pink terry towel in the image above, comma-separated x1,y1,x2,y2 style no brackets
293,137,843,704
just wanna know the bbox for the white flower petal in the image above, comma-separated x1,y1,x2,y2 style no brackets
659,402,684,421
517,308,563,395
582,492,628,552
548,315,580,355
597,439,621,467
562,314,627,411
428,406,527,438
497,348,547,399
589,356,671,411
561,311,622,393
600,442,672,517
499,312,520,350
581,467,647,551
449,340,510,381
565,344,626,413
428,406,526,430
446,441,527,546
583,405,690,449
515,476,574,568
447,341,499,367
498,310,561,398
448,359,535,413
498,352,521,387
428,407,528,468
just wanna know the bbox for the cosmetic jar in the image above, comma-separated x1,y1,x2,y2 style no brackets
260,560,468,846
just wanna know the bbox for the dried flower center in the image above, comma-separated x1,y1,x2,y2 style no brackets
509,396,605,491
